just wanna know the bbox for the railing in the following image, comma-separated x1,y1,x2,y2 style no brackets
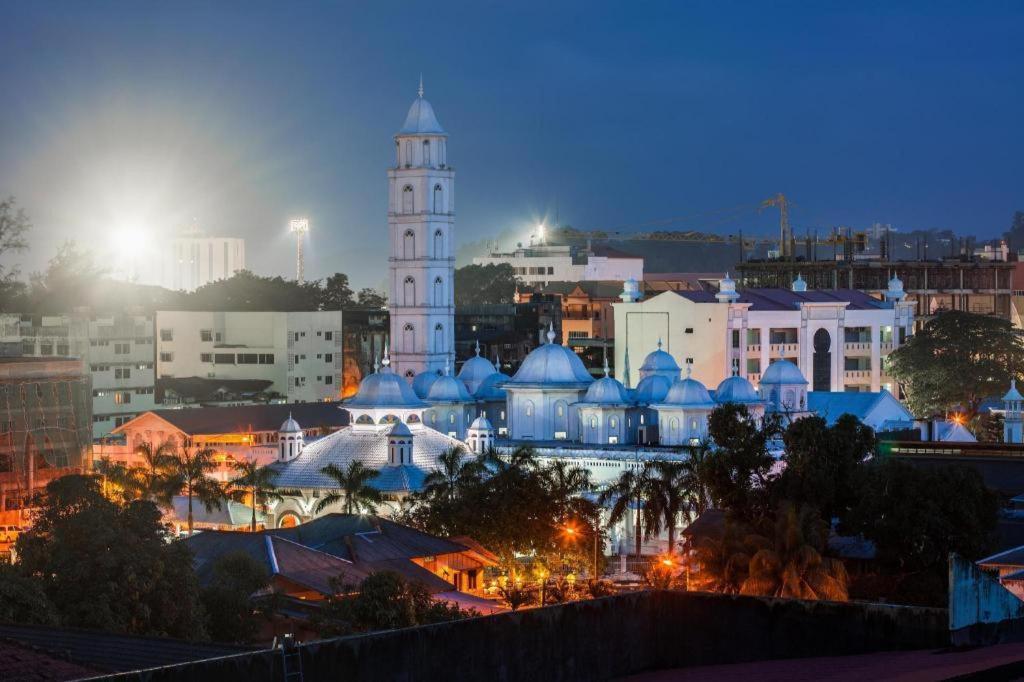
746,344,761,353
768,343,799,355
844,369,872,380
748,373,761,383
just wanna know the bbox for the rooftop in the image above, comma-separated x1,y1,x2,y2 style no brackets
672,287,894,311
116,402,349,436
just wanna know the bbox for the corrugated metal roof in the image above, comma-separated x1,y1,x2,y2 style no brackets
673,288,891,311
133,402,349,436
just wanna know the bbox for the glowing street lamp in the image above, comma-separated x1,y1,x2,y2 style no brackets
289,218,310,282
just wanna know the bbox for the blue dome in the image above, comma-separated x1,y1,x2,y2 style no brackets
661,375,716,408
581,376,632,405
346,365,426,409
457,347,497,394
507,329,593,387
427,374,473,402
388,421,413,437
469,415,494,431
474,372,509,400
715,375,761,404
640,343,680,377
760,359,808,385
634,374,672,403
399,93,446,135
279,414,302,433
411,371,441,399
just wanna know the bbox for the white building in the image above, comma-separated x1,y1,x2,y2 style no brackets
154,310,342,403
388,80,455,381
1,312,157,439
157,227,246,292
473,243,643,287
614,274,916,394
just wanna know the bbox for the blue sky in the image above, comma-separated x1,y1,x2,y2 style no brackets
1,1,1021,288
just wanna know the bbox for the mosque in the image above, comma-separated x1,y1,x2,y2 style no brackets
270,85,919,533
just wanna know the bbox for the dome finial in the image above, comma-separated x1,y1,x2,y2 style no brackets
444,356,451,376
382,342,391,367
373,353,380,373
603,351,610,377
418,73,424,98
474,339,481,356
657,338,663,350
547,322,556,344
686,364,692,378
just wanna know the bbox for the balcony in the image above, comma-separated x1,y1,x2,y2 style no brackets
769,343,799,355
746,344,761,353
844,342,872,356
748,372,761,384
844,369,873,381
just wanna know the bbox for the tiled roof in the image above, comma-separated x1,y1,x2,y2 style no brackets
0,639,96,681
271,425,463,492
130,402,349,436
156,376,273,401
169,495,262,527
673,288,891,311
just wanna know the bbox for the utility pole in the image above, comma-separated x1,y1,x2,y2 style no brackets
289,218,310,282
760,193,790,259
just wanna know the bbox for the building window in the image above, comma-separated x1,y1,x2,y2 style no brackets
325,331,333,341
114,391,132,405
114,343,130,355
200,329,213,342
402,185,414,213
114,368,131,380
259,354,275,364
325,376,333,385
160,329,173,342
159,352,174,362
214,353,235,364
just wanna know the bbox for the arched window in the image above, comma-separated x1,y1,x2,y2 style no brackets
433,184,443,213
589,416,597,429
670,417,680,438
405,369,415,378
404,276,416,306
434,229,444,257
379,414,399,424
423,139,431,166
403,229,416,259
448,412,456,424
395,140,401,165
525,401,534,417
402,185,414,213
434,323,444,352
407,414,420,423
356,415,374,424
812,328,832,391
403,322,415,353
433,276,444,306
404,141,412,167
609,416,618,429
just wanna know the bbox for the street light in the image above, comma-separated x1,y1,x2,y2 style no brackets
289,218,310,283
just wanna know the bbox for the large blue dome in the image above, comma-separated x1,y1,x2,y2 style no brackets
640,342,680,377
581,375,632,405
760,359,808,385
660,374,715,408
457,345,497,394
715,375,761,404
634,374,672,404
427,374,473,402
506,327,593,387
411,370,441,399
346,363,426,409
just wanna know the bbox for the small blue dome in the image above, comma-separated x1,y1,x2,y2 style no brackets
388,421,413,437
469,415,494,431
639,342,680,377
506,327,593,387
715,375,761,404
661,375,716,408
457,346,497,394
411,371,441,399
633,374,672,404
760,359,808,385
279,414,302,433
399,93,446,135
427,374,473,402
474,372,509,400
346,364,426,409
581,376,632,405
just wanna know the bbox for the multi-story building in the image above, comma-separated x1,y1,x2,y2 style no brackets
613,276,915,394
473,242,643,287
0,352,92,517
340,307,390,399
0,313,156,439
157,226,246,292
454,303,541,373
154,311,343,403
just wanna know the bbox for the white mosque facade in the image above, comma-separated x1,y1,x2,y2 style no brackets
269,85,920,533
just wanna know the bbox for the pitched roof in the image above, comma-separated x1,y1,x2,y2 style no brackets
0,638,96,681
978,545,1024,568
156,376,273,402
806,391,912,428
120,402,349,436
169,496,262,528
0,624,253,675
672,287,891,311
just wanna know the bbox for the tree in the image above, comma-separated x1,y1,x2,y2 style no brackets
356,287,387,307
320,273,354,309
164,446,224,533
599,463,656,558
453,263,518,306
0,563,58,625
690,524,763,594
228,460,299,532
200,552,271,643
887,311,1024,419
1003,210,1024,253
0,196,30,308
315,461,383,514
421,446,479,503
185,270,322,311
705,404,779,524
14,475,207,638
644,460,694,554
541,458,593,523
27,240,107,313
314,571,474,636
739,503,849,601
774,414,875,522
132,440,178,503
680,443,715,518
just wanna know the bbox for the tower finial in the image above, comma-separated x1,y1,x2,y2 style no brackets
444,356,451,376
546,322,556,344
474,339,481,356
382,342,391,367
686,364,692,378
602,350,610,377
373,353,380,372
418,73,424,98
657,337,663,350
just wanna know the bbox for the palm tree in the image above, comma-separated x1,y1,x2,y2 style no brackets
739,503,849,601
422,446,479,502
543,459,593,522
93,457,141,502
644,460,693,554
133,440,177,503
681,442,715,517
691,525,767,594
476,445,537,474
599,463,656,558
228,460,300,532
163,445,224,534
315,461,383,515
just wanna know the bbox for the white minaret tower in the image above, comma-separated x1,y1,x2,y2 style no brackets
388,77,455,380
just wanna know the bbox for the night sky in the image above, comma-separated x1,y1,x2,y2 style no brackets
1,1,1022,288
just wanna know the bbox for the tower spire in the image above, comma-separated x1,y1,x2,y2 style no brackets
418,73,424,98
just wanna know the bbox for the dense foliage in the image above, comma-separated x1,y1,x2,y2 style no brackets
453,263,518,306
887,311,1024,419
200,552,272,643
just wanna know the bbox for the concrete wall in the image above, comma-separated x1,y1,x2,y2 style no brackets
950,554,1024,646
105,590,947,682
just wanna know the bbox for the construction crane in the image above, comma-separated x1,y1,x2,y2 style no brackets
288,218,310,282
760,193,791,258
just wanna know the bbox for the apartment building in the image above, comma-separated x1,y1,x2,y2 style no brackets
473,243,643,287
0,313,156,438
155,311,343,403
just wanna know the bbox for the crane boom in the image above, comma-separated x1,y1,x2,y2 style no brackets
760,193,791,259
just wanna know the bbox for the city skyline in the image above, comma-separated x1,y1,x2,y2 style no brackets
1,1,1022,288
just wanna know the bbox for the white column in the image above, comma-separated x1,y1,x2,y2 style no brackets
870,324,881,392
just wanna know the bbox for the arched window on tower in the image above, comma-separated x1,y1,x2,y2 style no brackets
403,276,416,306
395,141,401,166
434,229,444,258
433,277,444,306
402,185,414,214
434,323,444,352
433,184,443,214
423,139,431,166
403,229,416,259
404,141,412,167
403,322,415,353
